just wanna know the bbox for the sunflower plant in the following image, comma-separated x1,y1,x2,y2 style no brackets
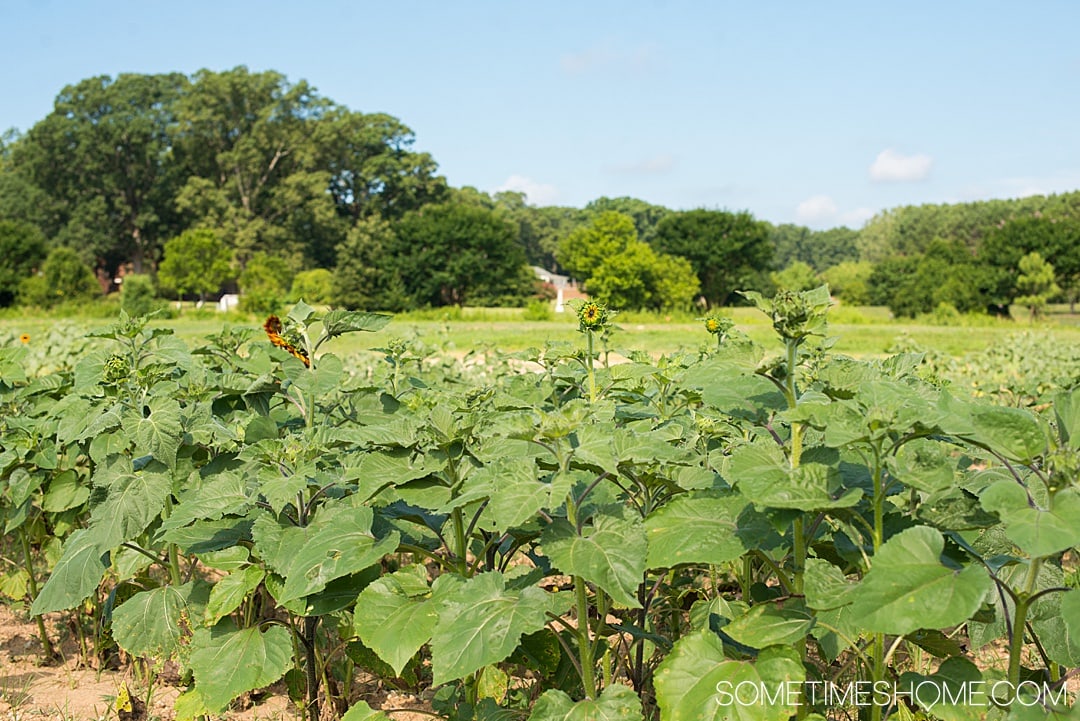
572,300,614,403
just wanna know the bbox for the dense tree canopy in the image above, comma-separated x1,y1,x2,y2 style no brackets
584,196,670,243
868,240,1005,318
0,67,447,281
3,68,1080,315
0,219,46,306
979,216,1080,304
10,73,189,273
332,217,410,311
390,203,536,307
557,211,639,283
770,224,860,272
653,209,773,306
1014,251,1060,320
156,229,233,302
18,246,100,307
557,212,700,310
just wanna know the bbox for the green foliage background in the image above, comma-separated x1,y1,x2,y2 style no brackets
2,295,1079,719
3,68,1080,317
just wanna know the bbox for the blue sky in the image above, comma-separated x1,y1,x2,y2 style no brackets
3,0,1079,228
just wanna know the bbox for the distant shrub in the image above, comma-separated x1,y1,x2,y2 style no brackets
290,269,334,305
18,247,99,308
0,220,47,307
239,253,290,316
827,305,871,325
822,261,873,306
523,300,554,321
120,274,162,317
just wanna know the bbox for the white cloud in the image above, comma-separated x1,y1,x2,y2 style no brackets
494,175,560,205
795,194,838,224
607,153,675,175
794,197,875,229
869,149,933,182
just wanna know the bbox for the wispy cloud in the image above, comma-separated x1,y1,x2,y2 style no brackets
606,153,676,175
795,195,875,229
997,170,1080,198
795,194,838,224
494,174,560,205
869,149,933,182
560,42,659,75
950,170,1080,203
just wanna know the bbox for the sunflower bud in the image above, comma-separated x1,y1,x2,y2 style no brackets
576,301,609,333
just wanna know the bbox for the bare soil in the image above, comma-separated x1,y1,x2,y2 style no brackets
0,605,433,721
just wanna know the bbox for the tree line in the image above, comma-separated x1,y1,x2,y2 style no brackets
1,67,1079,317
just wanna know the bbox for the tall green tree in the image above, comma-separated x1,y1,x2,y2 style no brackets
868,240,1003,317
238,252,292,314
558,211,700,310
587,244,699,310
821,261,874,305
1014,252,1060,320
556,211,638,283
980,216,1080,307
653,209,773,306
769,223,858,271
0,130,62,233
585,196,670,243
8,73,189,272
392,203,535,307
156,228,233,302
492,192,589,271
313,109,447,223
770,261,819,293
0,220,47,306
173,67,341,266
332,217,410,311
18,246,100,307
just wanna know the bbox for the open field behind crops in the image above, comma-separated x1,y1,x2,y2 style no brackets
3,304,1080,360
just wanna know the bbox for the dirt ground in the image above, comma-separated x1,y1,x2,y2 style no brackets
0,605,432,721
3,602,1076,720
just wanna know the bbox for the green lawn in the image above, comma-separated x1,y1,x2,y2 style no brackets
3,303,1079,359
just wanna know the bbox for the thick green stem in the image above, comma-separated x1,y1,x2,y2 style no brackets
784,339,799,408
783,338,808,720
1008,557,1043,689
791,518,806,596
871,453,885,553
789,421,806,596
784,340,806,595
575,578,597,699
586,330,597,404
167,544,183,586
869,633,886,721
304,615,320,721
161,497,183,585
19,527,55,659
632,582,648,693
566,496,597,698
869,450,887,721
452,508,468,575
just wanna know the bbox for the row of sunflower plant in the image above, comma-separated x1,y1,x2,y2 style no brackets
0,289,1078,721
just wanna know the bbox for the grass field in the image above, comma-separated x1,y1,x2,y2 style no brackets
3,302,1079,359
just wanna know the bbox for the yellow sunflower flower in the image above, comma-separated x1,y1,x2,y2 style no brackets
577,301,608,332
